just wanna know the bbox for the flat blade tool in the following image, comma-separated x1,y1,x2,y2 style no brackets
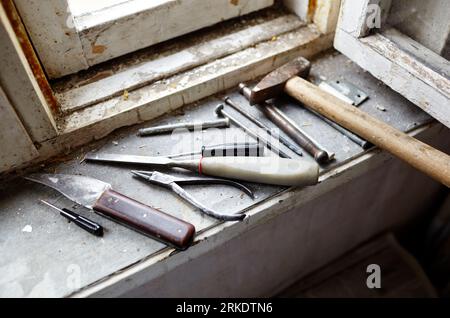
25,173,195,250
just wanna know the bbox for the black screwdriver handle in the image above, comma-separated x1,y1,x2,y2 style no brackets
201,142,264,157
61,208,104,237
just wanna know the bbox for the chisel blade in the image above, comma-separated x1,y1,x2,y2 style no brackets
25,174,111,208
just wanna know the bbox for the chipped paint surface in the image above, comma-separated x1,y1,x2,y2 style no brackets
0,4,58,148
313,0,341,34
307,0,317,21
0,24,333,174
57,14,305,113
335,28,450,129
91,45,107,54
61,25,331,134
17,0,272,77
1,0,59,114
13,0,89,78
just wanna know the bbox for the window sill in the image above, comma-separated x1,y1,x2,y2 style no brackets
71,0,274,67
34,19,333,163
0,51,442,298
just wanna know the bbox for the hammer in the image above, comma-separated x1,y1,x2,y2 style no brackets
240,57,450,187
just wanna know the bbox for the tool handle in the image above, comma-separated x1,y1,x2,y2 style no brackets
285,76,450,187
93,189,195,249
61,208,104,237
202,143,264,157
199,156,319,186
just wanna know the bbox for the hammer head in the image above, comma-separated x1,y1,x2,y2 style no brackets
240,57,311,105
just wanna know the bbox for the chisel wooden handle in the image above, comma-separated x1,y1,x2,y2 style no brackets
94,189,195,249
199,156,319,186
285,76,450,187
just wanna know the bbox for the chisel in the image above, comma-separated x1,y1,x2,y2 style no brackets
84,153,319,187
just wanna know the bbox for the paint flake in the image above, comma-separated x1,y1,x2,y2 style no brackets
22,225,32,233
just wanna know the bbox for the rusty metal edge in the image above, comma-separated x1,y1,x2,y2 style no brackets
1,0,60,115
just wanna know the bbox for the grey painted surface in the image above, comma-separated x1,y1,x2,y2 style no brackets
123,150,447,297
0,53,433,297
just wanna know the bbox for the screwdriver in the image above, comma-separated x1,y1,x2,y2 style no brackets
40,200,104,237
168,142,264,158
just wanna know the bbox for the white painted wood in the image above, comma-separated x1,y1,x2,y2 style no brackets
283,0,310,21
313,0,341,34
0,22,333,174
14,0,88,78
62,25,332,133
283,0,342,34
336,0,450,129
0,4,57,142
0,86,39,171
334,28,450,129
76,0,274,67
338,0,391,38
337,0,371,37
387,0,450,58
15,0,273,77
382,28,449,80
58,15,305,113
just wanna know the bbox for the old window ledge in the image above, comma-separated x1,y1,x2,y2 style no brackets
1,48,444,297
34,10,334,165
1,4,447,299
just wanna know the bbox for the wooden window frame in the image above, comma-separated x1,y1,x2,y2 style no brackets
0,0,340,173
14,0,274,78
334,0,450,129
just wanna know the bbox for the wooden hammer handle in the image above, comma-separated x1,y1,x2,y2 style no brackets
285,76,450,187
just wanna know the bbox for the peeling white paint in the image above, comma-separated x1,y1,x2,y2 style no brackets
57,15,304,112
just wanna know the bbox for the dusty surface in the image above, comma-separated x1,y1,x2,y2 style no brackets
0,52,432,297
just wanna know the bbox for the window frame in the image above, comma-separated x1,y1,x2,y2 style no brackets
334,0,450,129
0,0,340,173
14,0,274,79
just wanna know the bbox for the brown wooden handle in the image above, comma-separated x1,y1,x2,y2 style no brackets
285,76,450,187
93,189,195,249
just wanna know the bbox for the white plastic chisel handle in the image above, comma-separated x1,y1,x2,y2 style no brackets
199,157,319,186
